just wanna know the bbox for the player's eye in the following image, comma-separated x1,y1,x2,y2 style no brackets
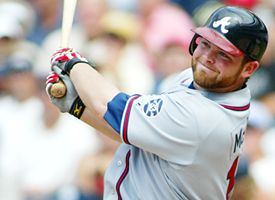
218,51,231,61
199,38,210,49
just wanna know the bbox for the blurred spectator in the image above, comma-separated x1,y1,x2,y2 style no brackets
71,152,108,200
137,0,194,72
0,54,101,200
85,10,154,94
170,0,211,16
56,134,119,200
249,111,275,199
106,0,137,12
233,4,275,193
231,172,257,200
0,0,35,39
0,2,101,199
75,0,107,42
0,0,33,61
223,0,258,9
0,0,37,95
0,41,43,200
19,93,100,200
135,0,194,93
248,1,275,97
249,146,275,200
153,38,192,93
35,0,154,94
26,0,62,45
192,1,224,26
248,101,273,131
262,127,275,160
34,0,108,78
246,2,275,124
235,100,275,200
196,0,261,21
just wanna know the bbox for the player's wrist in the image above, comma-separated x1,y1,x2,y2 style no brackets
69,96,86,118
64,58,90,75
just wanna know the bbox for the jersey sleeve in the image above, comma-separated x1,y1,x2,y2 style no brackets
103,68,194,134
120,92,200,165
104,92,131,133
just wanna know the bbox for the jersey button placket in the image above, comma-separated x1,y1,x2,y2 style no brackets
117,160,122,166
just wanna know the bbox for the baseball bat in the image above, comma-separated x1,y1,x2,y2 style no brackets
50,0,78,98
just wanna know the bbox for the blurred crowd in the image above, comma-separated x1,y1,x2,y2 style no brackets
0,0,274,199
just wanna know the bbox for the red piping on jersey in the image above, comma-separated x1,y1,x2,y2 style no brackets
226,157,239,200
220,104,250,111
187,82,250,111
123,95,139,144
116,150,131,200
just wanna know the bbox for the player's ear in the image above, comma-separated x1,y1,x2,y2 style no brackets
241,60,259,79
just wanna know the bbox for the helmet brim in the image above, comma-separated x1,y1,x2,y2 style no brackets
192,27,244,57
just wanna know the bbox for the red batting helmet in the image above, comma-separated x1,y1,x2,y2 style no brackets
189,6,268,61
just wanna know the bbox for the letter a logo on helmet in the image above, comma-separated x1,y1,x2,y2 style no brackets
213,17,231,34
189,6,268,61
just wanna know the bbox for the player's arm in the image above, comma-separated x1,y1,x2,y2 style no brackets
70,62,119,121
46,69,121,142
47,48,126,142
81,106,121,142
69,62,122,140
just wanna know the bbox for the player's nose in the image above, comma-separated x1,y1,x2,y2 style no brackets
204,49,216,65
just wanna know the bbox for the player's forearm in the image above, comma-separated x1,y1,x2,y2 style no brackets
70,63,122,142
70,62,120,119
80,108,121,142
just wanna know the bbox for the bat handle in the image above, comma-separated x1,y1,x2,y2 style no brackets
50,81,67,98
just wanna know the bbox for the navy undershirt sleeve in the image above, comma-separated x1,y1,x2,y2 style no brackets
104,92,130,134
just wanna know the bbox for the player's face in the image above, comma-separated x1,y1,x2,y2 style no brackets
192,37,249,92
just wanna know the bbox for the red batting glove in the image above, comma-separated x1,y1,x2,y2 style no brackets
50,47,89,75
46,72,59,85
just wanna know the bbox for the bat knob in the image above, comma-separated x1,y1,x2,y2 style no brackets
50,81,67,98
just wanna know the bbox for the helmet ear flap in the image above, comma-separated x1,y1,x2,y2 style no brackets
189,34,200,56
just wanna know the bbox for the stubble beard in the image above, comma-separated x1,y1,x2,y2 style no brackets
191,58,241,90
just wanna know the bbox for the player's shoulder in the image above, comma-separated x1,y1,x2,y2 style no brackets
158,68,193,93
169,67,193,87
174,67,193,84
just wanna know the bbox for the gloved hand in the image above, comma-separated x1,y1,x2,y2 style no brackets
50,47,95,75
46,66,86,118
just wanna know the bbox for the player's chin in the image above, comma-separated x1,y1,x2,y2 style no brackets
193,69,220,89
194,75,214,89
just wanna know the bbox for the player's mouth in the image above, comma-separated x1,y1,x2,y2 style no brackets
197,62,218,73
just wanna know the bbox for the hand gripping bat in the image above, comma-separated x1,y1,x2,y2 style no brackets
50,0,77,98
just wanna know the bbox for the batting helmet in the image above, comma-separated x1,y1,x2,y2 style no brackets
189,6,268,61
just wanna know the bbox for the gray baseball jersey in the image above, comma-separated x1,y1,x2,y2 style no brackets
103,68,250,200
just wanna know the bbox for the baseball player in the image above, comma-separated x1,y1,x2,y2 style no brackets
46,6,268,200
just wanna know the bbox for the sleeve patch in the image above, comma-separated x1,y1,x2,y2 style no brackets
143,98,163,117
